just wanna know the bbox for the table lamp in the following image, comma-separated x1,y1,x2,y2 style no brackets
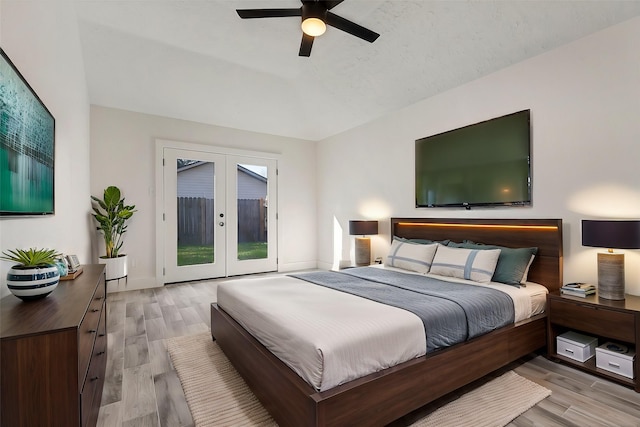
349,220,378,266
582,220,640,300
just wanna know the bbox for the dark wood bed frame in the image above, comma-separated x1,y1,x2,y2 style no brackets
211,217,563,426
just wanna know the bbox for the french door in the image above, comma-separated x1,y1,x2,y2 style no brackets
162,147,277,283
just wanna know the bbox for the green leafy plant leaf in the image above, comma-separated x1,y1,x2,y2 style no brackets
1,248,61,267
91,186,137,258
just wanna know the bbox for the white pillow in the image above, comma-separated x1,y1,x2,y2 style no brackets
520,254,536,284
430,245,501,283
385,240,438,274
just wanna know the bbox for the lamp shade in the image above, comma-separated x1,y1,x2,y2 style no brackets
582,220,640,249
349,220,378,236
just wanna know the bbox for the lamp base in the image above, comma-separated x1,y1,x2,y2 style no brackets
597,252,625,300
355,237,371,266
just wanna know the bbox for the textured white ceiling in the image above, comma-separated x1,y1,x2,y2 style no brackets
75,0,640,141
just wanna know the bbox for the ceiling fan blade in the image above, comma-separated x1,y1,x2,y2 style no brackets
325,1,345,10
299,33,314,57
301,0,343,8
325,11,379,43
237,8,301,19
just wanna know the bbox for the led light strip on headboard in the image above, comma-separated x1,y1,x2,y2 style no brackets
397,222,558,231
392,218,564,291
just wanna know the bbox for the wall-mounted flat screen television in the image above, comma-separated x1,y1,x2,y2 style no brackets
1,48,55,216
415,110,531,209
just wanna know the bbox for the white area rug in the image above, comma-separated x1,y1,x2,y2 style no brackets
167,332,551,427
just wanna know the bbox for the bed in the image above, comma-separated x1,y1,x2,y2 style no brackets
211,217,563,426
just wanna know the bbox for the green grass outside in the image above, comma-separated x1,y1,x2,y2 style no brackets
178,242,267,266
237,242,268,260
177,245,214,266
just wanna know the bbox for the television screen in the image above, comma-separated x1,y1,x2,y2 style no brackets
0,48,55,216
415,110,531,208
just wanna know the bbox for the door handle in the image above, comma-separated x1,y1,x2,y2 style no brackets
219,222,224,226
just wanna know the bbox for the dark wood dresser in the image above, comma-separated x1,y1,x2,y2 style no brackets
1,264,107,426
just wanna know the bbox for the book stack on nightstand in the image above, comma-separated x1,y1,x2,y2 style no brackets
560,283,595,298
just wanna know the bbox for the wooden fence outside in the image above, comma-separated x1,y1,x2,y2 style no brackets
177,197,266,246
238,198,267,243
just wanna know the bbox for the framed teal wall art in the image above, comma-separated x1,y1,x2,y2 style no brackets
0,48,55,216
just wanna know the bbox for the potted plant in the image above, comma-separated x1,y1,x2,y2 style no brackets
91,186,136,281
1,248,61,300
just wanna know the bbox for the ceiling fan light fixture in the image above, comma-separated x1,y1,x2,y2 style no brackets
237,0,379,56
301,17,326,36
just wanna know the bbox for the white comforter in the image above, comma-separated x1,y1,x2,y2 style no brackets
216,267,547,392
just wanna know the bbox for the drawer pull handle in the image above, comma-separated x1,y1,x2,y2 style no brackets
564,349,574,354
99,333,105,337
91,309,99,313
88,329,97,334
95,296,103,301
97,351,105,356
608,362,620,368
90,376,100,382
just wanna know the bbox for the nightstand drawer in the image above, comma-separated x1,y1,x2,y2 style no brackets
549,299,635,343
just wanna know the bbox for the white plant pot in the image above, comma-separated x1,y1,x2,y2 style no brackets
6,265,60,301
99,255,128,281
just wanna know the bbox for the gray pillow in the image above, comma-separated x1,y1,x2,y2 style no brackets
393,236,450,246
447,241,538,287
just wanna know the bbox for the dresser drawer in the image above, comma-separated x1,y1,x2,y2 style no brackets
549,299,635,343
92,279,106,303
80,309,107,427
78,291,105,387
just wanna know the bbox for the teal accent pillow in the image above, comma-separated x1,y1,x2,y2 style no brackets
447,241,538,287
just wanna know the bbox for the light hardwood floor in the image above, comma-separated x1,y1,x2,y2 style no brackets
98,279,640,427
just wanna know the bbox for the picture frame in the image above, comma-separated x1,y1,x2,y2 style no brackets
0,47,55,216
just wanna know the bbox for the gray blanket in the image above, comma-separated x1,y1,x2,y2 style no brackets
289,267,514,352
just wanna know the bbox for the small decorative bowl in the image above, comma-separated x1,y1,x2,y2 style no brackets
6,265,60,301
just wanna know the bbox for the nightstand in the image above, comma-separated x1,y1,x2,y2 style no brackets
547,291,640,392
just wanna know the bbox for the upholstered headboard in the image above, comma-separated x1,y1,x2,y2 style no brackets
391,218,563,291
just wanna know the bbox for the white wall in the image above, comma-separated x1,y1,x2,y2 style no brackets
90,106,317,291
0,1,92,298
317,18,640,295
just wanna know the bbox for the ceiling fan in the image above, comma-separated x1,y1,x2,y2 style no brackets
236,0,380,57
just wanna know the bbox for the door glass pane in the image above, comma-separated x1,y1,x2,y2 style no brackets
176,158,215,266
237,164,268,260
